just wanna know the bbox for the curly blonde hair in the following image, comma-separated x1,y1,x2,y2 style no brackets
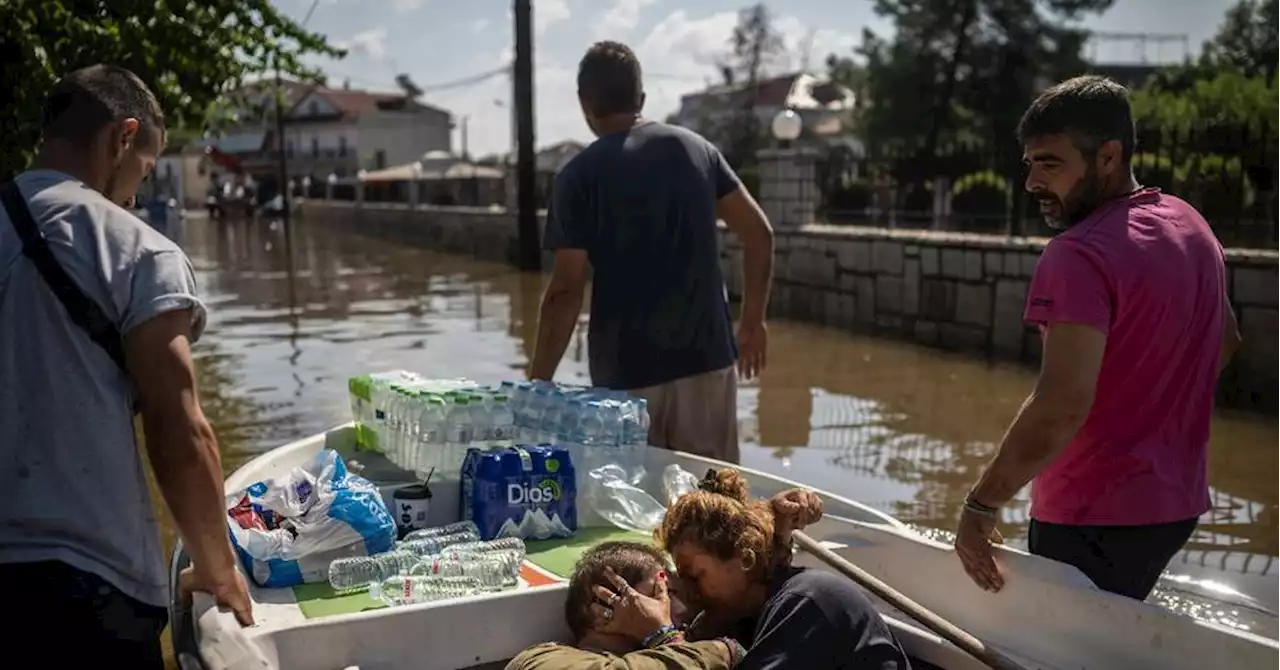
654,468,775,581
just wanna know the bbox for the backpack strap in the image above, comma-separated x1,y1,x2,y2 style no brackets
1,180,129,374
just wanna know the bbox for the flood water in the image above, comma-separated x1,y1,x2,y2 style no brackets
165,215,1278,638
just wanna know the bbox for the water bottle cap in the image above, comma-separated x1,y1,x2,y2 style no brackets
429,397,446,406
455,397,469,405
493,394,508,402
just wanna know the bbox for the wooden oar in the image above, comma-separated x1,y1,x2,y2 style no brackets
792,530,1031,670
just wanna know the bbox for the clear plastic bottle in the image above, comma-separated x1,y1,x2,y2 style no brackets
580,401,605,447
539,390,565,443
633,398,651,447
395,529,482,556
444,396,474,471
489,394,516,445
468,393,492,443
414,395,448,477
518,387,548,442
328,551,419,592
402,520,480,542
599,400,625,448
369,575,483,607
445,537,527,559
408,553,517,590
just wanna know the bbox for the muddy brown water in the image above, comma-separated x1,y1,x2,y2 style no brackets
155,215,1278,663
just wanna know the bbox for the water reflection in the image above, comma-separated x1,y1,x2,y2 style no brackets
178,215,1277,629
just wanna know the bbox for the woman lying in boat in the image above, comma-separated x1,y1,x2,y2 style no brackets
508,473,911,669
505,485,823,669
602,469,911,669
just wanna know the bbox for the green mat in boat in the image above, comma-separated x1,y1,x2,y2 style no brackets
292,527,650,619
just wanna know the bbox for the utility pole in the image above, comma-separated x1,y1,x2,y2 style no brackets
513,0,540,271
274,61,291,228
274,0,320,229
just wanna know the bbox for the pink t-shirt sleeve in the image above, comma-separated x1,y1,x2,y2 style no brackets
1024,240,1112,334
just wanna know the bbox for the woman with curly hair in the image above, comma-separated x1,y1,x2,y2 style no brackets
590,469,912,669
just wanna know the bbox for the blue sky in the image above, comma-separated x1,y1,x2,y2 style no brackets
275,0,1240,156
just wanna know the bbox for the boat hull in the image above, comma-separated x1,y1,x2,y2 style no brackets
171,425,1278,670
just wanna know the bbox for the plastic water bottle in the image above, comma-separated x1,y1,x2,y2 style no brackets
446,537,527,559
408,553,518,589
519,388,548,442
599,400,625,447
580,401,605,447
633,398,651,447
444,396,474,471
328,551,419,592
539,390,565,443
403,520,480,542
396,529,482,556
489,394,516,445
414,395,448,477
468,393,492,443
369,575,483,607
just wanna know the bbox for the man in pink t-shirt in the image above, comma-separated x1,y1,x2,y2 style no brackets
953,75,1242,601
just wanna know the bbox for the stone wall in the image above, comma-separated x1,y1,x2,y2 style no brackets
299,200,1279,412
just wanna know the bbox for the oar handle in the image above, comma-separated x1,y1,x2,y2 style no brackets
791,531,1031,670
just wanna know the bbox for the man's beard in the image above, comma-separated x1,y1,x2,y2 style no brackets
1040,167,1104,230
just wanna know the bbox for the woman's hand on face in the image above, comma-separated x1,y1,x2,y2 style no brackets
589,567,673,643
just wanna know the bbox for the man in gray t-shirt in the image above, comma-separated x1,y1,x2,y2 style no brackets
0,65,251,667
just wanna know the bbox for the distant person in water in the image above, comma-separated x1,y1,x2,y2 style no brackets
528,40,775,464
0,65,252,666
954,75,1241,601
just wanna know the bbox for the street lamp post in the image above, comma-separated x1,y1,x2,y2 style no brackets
326,173,336,200
410,162,423,208
356,169,368,206
771,108,802,147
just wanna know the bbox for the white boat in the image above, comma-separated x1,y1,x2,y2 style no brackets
170,424,1279,670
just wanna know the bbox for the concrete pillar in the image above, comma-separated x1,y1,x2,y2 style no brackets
756,147,820,229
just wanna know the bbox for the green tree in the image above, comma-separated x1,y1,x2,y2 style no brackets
0,0,343,179
717,3,784,169
839,0,1113,154
1201,0,1278,80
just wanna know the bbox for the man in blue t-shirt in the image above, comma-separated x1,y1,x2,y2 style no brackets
528,41,775,464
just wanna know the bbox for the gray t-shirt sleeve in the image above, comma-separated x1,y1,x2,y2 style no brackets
118,249,208,342
544,164,592,251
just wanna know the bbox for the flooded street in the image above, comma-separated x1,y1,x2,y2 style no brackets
170,214,1277,635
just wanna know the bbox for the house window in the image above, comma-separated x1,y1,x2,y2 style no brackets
338,136,348,157
286,139,295,157
311,137,319,158
308,100,320,116
375,150,386,169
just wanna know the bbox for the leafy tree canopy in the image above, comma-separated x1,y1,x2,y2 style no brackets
0,0,344,178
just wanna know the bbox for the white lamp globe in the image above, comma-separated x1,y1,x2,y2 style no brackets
357,169,368,182
771,109,802,142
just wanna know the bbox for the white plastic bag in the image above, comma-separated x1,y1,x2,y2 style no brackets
226,449,397,588
584,463,701,534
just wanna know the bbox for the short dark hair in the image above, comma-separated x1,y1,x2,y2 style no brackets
564,541,668,639
1017,75,1134,163
42,65,165,147
577,41,643,117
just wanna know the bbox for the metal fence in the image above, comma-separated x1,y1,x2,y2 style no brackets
815,126,1278,248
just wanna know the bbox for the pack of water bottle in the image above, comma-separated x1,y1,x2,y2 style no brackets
507,380,651,450
326,519,529,607
348,373,652,478
348,371,519,478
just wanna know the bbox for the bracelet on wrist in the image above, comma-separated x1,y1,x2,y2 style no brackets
963,493,999,518
641,624,682,649
717,637,747,666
